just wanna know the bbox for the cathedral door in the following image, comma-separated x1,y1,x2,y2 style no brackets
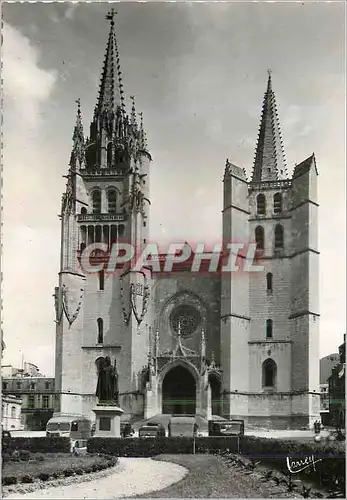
162,366,196,415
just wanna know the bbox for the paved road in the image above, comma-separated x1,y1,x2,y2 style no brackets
5,458,188,499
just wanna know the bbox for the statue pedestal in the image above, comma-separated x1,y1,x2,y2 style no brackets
92,405,124,438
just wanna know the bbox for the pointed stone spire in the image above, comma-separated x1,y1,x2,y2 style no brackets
95,8,126,117
200,328,206,365
251,71,288,182
130,96,138,131
69,98,85,169
138,112,148,151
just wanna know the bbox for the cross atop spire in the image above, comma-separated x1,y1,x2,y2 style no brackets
251,72,288,182
106,7,116,24
95,9,125,117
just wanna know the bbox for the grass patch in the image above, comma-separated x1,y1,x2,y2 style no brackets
139,454,298,498
2,452,117,484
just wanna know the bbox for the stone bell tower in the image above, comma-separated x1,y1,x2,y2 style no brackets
55,9,152,420
221,72,320,429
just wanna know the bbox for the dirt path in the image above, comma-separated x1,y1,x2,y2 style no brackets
4,458,188,499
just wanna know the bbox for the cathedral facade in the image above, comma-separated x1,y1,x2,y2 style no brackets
55,12,320,429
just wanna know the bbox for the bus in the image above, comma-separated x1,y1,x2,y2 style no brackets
46,414,92,442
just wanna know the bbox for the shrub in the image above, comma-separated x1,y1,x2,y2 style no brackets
38,472,50,482
2,437,70,454
2,476,18,486
63,469,74,477
74,468,84,475
19,450,31,461
20,475,34,484
83,465,94,474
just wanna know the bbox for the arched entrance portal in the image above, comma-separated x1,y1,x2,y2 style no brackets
162,365,196,415
209,373,221,416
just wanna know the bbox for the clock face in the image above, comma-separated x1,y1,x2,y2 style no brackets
170,304,201,338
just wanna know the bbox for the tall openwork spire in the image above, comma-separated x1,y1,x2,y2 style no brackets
95,8,125,116
251,71,288,182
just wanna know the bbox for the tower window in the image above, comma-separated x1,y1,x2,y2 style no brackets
266,319,273,339
256,194,266,215
92,191,101,214
45,382,50,390
11,406,16,418
99,270,105,291
81,207,87,215
266,273,273,292
274,224,284,249
262,358,277,387
95,225,102,243
274,193,283,214
108,190,117,214
97,318,103,344
255,226,264,250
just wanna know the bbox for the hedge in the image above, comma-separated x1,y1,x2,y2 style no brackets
87,436,241,456
87,435,345,459
2,437,71,454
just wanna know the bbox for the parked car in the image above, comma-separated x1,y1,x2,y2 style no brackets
168,416,198,437
208,419,244,437
138,423,166,438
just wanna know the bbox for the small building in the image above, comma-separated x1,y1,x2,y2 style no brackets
2,364,58,430
319,353,339,425
2,394,23,431
328,335,346,429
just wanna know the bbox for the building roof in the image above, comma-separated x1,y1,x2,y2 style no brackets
320,353,340,384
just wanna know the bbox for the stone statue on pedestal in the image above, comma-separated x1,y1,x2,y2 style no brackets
96,356,119,405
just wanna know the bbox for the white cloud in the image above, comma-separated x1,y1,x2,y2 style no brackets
2,23,58,375
65,3,79,21
2,23,57,128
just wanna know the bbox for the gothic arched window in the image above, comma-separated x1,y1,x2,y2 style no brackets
97,318,103,344
108,190,117,214
81,207,87,215
256,194,266,215
266,273,273,292
273,193,283,214
255,226,264,250
262,358,277,387
266,319,273,339
11,406,16,418
274,224,284,249
92,191,101,214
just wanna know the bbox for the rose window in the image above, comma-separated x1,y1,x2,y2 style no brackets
170,305,201,338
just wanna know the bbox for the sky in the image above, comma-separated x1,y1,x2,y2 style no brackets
1,1,346,377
